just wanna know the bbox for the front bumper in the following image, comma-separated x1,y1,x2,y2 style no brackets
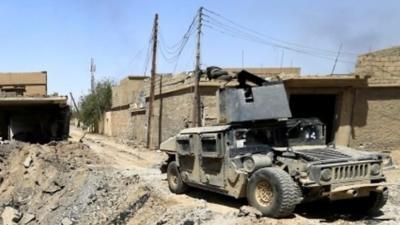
324,183,388,200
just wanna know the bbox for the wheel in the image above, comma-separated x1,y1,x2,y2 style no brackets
247,167,302,218
167,161,188,194
358,189,389,214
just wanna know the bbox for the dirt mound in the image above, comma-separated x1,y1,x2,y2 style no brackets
1,140,400,225
0,142,149,225
0,142,218,225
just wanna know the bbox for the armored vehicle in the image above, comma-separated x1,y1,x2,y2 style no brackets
160,69,388,218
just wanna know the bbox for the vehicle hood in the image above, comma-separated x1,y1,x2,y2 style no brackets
275,145,382,163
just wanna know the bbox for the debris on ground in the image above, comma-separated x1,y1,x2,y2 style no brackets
0,133,399,225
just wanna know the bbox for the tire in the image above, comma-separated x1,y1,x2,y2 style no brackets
359,189,389,214
167,161,188,194
247,167,302,218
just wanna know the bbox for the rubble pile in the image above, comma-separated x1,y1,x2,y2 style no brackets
0,140,399,225
0,142,153,225
0,142,219,225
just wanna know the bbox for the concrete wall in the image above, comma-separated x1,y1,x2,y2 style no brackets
351,46,400,150
109,109,131,139
112,76,146,108
130,110,147,143
356,47,400,86
144,84,221,148
351,87,400,150
103,112,112,136
0,72,47,96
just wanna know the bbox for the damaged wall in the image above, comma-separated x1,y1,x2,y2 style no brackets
351,87,400,150
0,104,70,143
1,72,70,143
356,47,400,86
351,46,400,150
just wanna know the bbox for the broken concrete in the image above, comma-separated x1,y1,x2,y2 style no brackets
1,207,22,225
23,156,32,168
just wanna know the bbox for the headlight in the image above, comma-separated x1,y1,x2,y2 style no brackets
243,157,255,172
320,168,332,181
371,163,381,175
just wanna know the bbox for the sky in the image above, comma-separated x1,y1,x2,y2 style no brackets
0,0,399,99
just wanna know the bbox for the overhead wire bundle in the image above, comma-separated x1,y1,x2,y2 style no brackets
157,13,198,72
202,7,357,65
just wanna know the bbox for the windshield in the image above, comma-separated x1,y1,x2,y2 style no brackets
287,121,326,145
232,119,326,149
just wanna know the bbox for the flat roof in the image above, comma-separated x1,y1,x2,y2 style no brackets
283,75,368,88
0,96,67,106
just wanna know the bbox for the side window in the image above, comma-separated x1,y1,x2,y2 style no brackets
201,133,223,158
177,139,190,152
176,135,191,154
201,139,217,152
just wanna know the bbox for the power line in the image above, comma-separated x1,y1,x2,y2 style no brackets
204,23,355,64
203,16,356,63
202,8,358,65
142,32,153,76
157,14,197,71
203,7,358,56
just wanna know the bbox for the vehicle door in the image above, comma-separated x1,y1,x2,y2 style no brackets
199,132,225,187
176,134,195,182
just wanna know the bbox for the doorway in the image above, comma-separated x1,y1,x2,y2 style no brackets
289,94,337,143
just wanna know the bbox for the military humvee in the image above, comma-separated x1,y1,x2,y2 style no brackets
160,69,388,218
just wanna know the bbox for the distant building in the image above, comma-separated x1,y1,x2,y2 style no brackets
0,71,69,143
0,71,47,97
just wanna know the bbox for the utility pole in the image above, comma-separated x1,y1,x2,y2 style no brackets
146,13,158,149
192,7,203,127
90,58,96,93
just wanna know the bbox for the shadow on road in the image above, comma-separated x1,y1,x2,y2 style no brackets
184,189,391,223
296,200,391,223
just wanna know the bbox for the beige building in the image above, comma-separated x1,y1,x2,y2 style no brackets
0,71,69,143
105,46,400,151
103,76,147,137
0,71,47,97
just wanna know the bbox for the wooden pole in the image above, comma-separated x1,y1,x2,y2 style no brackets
146,14,158,149
192,7,203,127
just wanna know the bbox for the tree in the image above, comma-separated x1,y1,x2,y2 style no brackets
79,79,113,131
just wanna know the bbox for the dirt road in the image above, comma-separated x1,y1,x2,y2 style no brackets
0,127,399,225
69,127,400,225
69,127,241,215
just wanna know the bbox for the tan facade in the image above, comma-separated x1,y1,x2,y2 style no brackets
351,87,400,150
349,47,400,150
356,47,400,86
107,49,400,150
112,76,147,109
104,76,147,139
0,72,47,96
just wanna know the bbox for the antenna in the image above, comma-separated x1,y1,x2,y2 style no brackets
330,43,343,76
90,58,96,93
